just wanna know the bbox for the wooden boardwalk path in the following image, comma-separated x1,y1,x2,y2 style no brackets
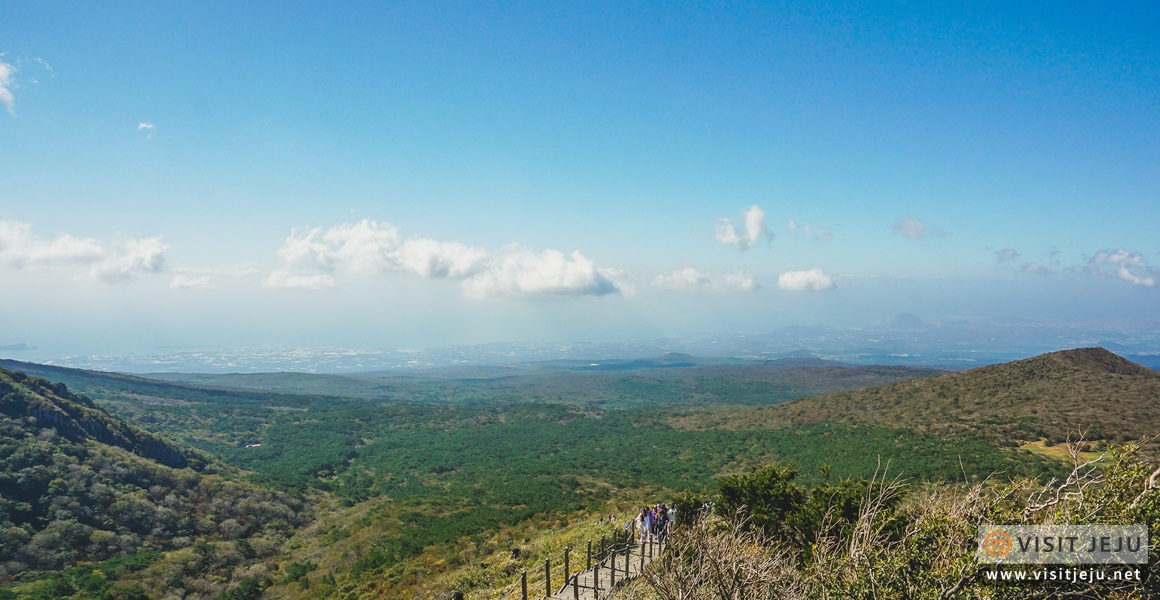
547,536,665,600
497,532,667,600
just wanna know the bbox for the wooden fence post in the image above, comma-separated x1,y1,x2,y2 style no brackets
610,545,617,589
587,540,592,571
563,546,570,594
545,558,551,598
520,570,527,600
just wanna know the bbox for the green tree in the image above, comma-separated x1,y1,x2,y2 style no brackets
716,462,806,536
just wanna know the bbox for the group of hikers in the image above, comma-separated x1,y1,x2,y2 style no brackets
632,503,674,544
602,503,677,544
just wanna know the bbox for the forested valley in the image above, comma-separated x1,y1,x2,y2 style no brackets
0,349,1154,598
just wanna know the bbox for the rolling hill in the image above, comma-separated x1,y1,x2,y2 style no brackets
677,347,1160,455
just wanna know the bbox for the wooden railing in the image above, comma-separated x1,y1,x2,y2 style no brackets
492,519,668,600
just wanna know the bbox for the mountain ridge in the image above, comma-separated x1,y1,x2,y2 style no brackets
0,367,199,469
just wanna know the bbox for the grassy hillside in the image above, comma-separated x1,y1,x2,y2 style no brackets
673,347,1160,456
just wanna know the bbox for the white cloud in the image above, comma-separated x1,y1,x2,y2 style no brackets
276,220,487,278
995,248,1021,262
1085,249,1156,288
1,220,169,283
0,59,15,115
272,220,622,298
90,237,169,283
652,267,757,293
0,219,168,283
0,220,105,267
137,122,154,131
777,268,836,292
397,238,489,279
264,271,335,290
461,249,620,299
893,217,948,239
170,275,212,289
715,205,772,250
1022,262,1049,275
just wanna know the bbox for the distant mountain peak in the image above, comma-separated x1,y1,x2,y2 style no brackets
890,312,927,329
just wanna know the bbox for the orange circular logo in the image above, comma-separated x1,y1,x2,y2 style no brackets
983,530,1012,558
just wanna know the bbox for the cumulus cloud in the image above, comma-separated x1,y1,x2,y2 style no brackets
90,237,169,283
995,248,1021,263
1085,249,1156,287
786,219,832,241
0,219,169,283
0,220,105,267
277,220,488,278
652,267,757,293
777,268,836,292
715,205,772,250
0,58,15,115
893,217,948,239
461,249,620,299
1022,262,1050,275
272,220,622,298
170,275,212,289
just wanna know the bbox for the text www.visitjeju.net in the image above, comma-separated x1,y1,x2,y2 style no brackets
984,567,1144,583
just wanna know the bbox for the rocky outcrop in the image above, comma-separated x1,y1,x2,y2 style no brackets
0,367,196,469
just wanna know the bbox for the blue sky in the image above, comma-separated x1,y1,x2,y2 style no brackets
1,2,1158,357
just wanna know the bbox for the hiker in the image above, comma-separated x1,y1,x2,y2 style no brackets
656,504,669,543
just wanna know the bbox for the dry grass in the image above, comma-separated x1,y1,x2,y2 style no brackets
1018,439,1101,463
630,438,1160,599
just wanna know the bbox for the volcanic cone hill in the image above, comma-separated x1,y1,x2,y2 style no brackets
684,348,1160,457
